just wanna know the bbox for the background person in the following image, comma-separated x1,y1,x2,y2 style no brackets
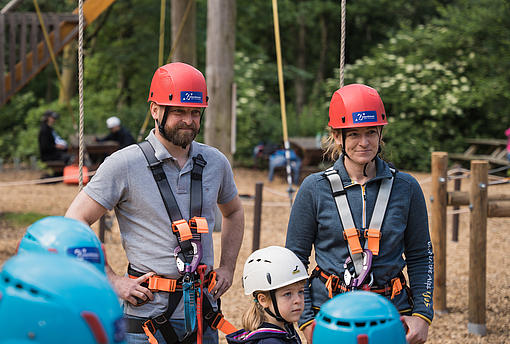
96,115,136,149
38,110,71,165
285,84,433,344
65,62,244,344
226,246,308,344
268,147,301,185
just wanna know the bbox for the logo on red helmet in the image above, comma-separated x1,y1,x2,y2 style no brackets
352,111,377,124
181,91,203,104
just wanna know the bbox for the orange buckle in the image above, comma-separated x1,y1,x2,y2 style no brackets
211,313,237,335
324,274,340,298
190,216,209,234
364,228,381,255
343,228,363,254
172,219,193,241
147,276,177,292
142,320,158,344
390,277,403,299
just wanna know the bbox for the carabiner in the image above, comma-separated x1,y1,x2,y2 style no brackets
174,240,203,274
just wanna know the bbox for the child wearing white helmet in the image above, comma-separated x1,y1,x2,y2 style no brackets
226,246,308,344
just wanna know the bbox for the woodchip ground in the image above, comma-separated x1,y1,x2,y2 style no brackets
0,167,508,343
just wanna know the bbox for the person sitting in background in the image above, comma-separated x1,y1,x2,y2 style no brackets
268,147,302,185
38,110,71,165
96,115,135,148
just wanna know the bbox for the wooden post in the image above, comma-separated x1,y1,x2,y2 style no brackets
431,152,448,313
468,160,488,336
99,214,107,243
252,182,263,252
451,166,462,242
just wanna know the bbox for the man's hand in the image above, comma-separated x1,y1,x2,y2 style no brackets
401,315,429,344
302,323,314,344
110,271,155,306
208,266,234,300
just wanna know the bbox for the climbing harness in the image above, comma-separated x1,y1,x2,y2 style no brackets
312,167,405,298
128,140,236,344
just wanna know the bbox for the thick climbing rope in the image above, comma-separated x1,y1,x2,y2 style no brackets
271,0,294,206
77,0,84,189
340,0,346,88
136,0,195,142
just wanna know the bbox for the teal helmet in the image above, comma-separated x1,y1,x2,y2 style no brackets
17,216,106,273
0,253,125,343
312,291,407,343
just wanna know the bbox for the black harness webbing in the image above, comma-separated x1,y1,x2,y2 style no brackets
134,140,208,343
137,140,207,256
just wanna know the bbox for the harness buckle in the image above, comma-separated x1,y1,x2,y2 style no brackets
343,249,374,289
364,228,381,255
174,240,203,274
343,227,363,254
189,216,209,234
172,219,193,241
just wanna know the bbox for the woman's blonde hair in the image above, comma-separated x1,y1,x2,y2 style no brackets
323,127,343,162
241,291,269,331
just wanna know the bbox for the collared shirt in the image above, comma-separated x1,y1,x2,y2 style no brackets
84,130,238,318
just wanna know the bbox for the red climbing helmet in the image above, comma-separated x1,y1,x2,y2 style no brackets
328,84,387,129
147,62,208,108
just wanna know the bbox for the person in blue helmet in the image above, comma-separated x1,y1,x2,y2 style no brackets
0,253,125,343
226,246,309,344
17,216,106,273
312,291,407,344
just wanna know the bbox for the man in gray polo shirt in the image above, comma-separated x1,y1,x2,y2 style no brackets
66,62,244,344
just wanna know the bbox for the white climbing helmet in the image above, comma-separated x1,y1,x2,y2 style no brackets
106,116,121,129
242,246,308,295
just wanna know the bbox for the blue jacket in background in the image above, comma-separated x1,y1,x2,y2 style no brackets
285,156,434,330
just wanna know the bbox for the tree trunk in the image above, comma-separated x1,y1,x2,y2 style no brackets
204,0,236,163
171,0,196,65
58,41,77,104
312,14,327,97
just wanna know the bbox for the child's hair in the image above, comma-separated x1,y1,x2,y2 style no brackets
241,291,269,332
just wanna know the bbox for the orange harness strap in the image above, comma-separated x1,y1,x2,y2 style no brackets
172,219,193,241
343,227,363,254
364,228,381,255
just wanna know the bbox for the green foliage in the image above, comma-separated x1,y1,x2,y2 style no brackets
323,0,510,171
0,212,48,227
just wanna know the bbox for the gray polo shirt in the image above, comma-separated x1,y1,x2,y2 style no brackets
84,130,238,318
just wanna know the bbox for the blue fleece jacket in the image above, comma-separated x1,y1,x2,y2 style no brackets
285,156,434,330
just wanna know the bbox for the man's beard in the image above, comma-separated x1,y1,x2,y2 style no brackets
160,122,198,149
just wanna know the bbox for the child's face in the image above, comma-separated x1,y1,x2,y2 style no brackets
274,280,305,323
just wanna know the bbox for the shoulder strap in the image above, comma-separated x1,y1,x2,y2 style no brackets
366,168,395,255
138,140,183,222
190,154,207,218
324,167,364,275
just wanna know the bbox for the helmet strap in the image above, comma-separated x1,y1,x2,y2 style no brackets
157,106,170,135
263,290,288,324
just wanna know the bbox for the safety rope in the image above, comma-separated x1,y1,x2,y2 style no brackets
271,0,295,206
339,0,346,88
136,0,195,142
33,0,77,129
77,0,85,189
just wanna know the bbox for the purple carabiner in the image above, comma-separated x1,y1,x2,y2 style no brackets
343,249,373,288
174,240,203,274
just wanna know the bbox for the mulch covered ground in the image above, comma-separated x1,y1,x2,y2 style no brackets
0,167,508,343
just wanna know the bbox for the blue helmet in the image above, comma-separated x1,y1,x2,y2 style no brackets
17,216,105,273
0,253,125,343
312,291,407,344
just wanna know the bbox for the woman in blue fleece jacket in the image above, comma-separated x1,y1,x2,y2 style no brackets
285,84,434,344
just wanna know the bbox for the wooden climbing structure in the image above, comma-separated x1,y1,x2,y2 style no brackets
0,0,116,106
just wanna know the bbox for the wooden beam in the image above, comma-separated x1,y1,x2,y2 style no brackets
488,201,510,218
448,191,510,206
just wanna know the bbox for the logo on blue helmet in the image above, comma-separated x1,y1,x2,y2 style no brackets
180,91,203,103
352,110,377,124
67,246,102,264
